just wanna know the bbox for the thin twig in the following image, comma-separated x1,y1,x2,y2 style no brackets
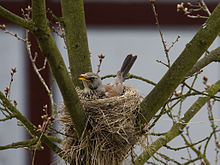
164,136,209,151
96,54,105,74
101,74,157,86
200,0,211,16
25,30,54,111
181,133,211,165
150,1,171,67
4,68,17,99
0,25,27,42
177,1,211,19
185,127,195,165
187,15,209,19
167,35,181,52
156,60,169,68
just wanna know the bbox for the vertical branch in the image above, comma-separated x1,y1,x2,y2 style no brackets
184,127,196,165
61,0,92,87
31,0,87,137
32,0,47,30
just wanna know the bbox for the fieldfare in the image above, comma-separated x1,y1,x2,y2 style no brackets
79,54,137,99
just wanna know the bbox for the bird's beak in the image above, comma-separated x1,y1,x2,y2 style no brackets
79,74,89,81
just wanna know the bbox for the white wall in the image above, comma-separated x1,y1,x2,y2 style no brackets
0,27,27,165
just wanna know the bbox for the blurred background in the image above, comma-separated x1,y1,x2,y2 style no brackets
0,0,219,164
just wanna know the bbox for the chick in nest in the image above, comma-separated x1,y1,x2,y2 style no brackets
79,54,137,99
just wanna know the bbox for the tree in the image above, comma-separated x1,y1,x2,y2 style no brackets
0,0,220,164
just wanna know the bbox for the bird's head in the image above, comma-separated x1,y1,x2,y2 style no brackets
79,72,103,90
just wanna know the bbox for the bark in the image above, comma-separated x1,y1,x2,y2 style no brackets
139,3,220,126
31,0,87,137
187,46,220,77
61,0,92,87
0,5,36,31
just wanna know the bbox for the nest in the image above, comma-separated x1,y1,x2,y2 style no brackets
58,87,141,165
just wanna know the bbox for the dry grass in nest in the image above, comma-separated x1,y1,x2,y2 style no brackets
58,87,141,165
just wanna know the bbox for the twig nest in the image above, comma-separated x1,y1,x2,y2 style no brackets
59,87,141,165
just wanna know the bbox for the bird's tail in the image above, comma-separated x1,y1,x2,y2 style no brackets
120,54,137,82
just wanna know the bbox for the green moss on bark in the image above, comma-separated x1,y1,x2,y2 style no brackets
32,0,87,137
61,0,92,87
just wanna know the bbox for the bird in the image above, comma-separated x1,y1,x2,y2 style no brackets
79,54,137,99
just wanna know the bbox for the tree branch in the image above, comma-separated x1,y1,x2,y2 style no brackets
187,46,220,77
139,3,220,126
135,80,220,164
31,0,87,137
0,91,62,157
61,0,92,87
0,5,36,31
101,74,157,86
0,138,38,150
181,134,210,165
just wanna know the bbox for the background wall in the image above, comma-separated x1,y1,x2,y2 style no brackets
0,27,27,165
0,0,219,164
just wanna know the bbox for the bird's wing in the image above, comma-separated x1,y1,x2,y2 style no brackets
104,84,121,98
